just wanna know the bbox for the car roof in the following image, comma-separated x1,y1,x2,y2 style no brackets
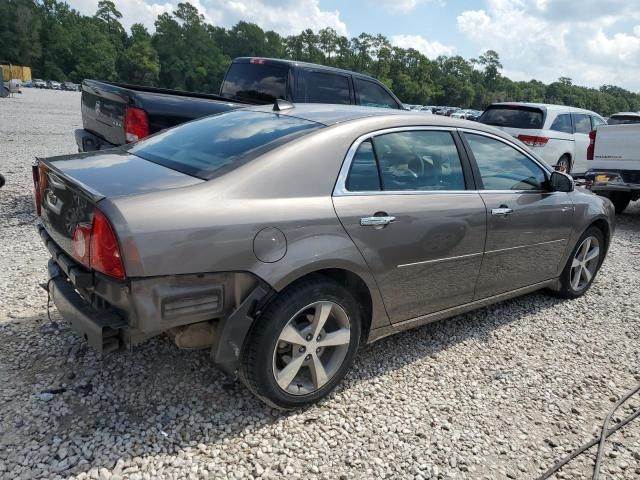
489,102,601,116
232,57,378,80
242,103,512,137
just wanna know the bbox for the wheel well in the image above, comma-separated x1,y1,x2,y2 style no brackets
286,269,373,342
559,153,571,164
590,218,610,251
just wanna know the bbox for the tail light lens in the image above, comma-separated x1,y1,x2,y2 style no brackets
517,135,550,147
124,106,150,143
587,130,597,160
70,209,126,279
249,58,266,64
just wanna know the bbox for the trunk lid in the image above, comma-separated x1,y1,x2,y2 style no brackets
37,150,203,256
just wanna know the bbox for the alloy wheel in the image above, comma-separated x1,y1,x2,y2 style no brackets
272,301,351,395
570,235,600,291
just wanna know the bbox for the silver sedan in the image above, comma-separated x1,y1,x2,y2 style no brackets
36,103,615,408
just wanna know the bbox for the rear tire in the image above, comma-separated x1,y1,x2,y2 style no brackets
608,192,631,214
552,227,605,299
556,155,571,174
240,276,361,409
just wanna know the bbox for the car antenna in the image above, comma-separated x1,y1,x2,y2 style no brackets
273,99,294,112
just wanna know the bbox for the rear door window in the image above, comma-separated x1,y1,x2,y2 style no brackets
549,114,572,133
464,133,547,191
345,140,381,191
299,71,351,105
220,63,288,104
572,113,592,134
479,106,544,129
130,110,322,180
354,77,400,109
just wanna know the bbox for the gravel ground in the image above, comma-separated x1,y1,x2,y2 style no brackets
0,88,639,480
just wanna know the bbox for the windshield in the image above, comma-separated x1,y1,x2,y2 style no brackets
220,63,288,104
607,115,640,125
479,106,544,129
129,110,322,180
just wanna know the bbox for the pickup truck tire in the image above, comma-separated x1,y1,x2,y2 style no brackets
608,192,631,214
552,226,605,299
556,155,571,174
240,276,361,409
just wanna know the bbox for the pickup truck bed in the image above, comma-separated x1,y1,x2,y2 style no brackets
76,80,243,151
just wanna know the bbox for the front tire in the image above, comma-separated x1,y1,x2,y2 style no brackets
240,276,361,409
553,227,605,299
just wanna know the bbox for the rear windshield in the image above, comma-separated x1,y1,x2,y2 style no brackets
129,110,322,179
220,63,288,104
479,106,544,129
607,115,640,125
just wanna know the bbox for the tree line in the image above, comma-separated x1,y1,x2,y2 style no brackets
2,0,639,115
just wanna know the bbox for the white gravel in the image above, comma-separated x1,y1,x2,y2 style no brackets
1,88,639,480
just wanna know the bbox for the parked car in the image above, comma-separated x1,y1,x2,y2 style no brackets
33,79,46,89
35,103,614,408
75,57,404,152
606,112,640,125
479,103,606,176
62,82,80,91
585,123,640,213
48,81,61,90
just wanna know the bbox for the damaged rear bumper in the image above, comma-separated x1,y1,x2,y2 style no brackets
40,224,274,372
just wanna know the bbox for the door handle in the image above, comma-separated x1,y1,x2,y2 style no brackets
360,216,396,226
491,207,513,216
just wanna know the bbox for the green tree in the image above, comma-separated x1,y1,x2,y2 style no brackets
120,24,159,85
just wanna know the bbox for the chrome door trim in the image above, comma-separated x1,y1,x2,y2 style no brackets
484,238,567,255
333,126,458,197
360,216,396,226
397,251,483,269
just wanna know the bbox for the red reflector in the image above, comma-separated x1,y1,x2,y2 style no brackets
124,106,150,143
71,223,92,265
90,209,126,279
517,135,549,147
249,58,266,64
587,130,596,160
32,164,42,216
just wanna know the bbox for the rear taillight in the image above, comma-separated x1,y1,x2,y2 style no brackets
587,130,597,160
517,135,549,147
124,106,150,143
70,209,126,279
32,164,41,216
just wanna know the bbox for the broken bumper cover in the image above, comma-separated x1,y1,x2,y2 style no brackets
48,260,126,353
39,224,274,371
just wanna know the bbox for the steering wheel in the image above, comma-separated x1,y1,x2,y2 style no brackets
407,155,425,179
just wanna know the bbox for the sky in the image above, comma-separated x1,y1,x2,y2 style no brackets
67,0,640,91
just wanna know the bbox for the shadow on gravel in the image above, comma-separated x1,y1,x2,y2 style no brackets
0,192,37,221
1,205,638,478
1,289,566,478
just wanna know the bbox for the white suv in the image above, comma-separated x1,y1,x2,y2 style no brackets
479,103,606,176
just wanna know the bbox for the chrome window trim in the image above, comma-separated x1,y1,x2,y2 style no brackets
333,126,462,197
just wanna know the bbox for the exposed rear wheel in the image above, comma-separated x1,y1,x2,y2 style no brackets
240,277,361,409
556,155,571,174
553,227,604,298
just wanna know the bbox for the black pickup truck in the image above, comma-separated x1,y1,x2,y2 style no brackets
76,57,404,152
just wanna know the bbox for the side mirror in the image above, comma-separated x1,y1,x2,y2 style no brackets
549,171,574,192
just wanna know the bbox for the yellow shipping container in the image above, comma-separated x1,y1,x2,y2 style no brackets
1,65,32,82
